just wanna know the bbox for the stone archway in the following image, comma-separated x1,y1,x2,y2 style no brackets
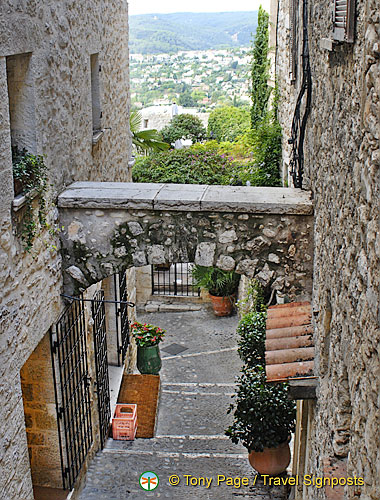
58,182,313,300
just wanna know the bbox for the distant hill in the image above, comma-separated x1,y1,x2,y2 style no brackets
130,11,258,54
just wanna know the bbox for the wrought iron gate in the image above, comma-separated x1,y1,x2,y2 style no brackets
151,263,200,297
92,290,111,448
114,270,130,366
50,297,93,491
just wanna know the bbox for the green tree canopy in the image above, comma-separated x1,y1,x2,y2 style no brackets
208,106,251,142
161,114,207,144
251,6,271,128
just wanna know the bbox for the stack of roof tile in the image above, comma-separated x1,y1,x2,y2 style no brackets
265,301,314,382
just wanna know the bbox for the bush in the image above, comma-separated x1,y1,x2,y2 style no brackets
132,148,233,184
161,114,207,144
237,312,267,367
208,106,251,143
226,366,296,452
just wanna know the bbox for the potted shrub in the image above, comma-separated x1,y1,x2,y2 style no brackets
192,265,240,316
130,322,165,375
226,366,296,475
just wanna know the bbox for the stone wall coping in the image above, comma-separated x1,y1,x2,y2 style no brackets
58,182,313,215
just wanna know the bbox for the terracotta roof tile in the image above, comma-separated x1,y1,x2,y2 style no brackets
265,301,315,382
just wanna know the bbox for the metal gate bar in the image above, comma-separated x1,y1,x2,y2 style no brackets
50,297,93,491
114,271,130,366
92,290,111,448
152,263,200,297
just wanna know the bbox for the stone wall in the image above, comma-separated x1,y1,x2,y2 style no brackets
276,0,380,498
0,0,131,496
58,184,314,302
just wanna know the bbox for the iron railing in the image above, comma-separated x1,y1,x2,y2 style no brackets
151,263,200,297
92,290,111,449
50,297,93,491
114,271,130,366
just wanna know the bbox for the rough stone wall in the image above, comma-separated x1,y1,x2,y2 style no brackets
20,333,62,489
276,0,380,498
0,1,131,497
60,206,314,303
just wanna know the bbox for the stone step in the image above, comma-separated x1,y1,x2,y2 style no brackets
161,381,236,395
105,435,246,455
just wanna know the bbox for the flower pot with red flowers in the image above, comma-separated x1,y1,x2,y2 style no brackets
130,322,165,375
191,265,240,316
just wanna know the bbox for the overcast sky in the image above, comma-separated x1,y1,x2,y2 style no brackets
129,0,270,16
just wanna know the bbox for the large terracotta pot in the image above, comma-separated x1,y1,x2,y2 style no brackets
137,345,162,375
248,441,291,476
209,294,235,316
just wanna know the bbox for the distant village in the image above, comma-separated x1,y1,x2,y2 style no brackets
130,47,251,112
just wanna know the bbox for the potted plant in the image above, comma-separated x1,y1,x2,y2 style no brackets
130,322,165,375
226,366,296,475
192,265,240,316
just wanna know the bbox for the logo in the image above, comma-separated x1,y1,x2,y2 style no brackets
139,471,159,491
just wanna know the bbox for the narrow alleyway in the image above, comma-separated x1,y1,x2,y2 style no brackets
78,309,289,500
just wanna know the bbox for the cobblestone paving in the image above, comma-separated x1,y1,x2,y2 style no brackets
78,309,289,500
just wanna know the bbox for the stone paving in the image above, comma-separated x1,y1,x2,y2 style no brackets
78,309,289,500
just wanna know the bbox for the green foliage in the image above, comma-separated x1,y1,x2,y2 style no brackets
237,312,267,367
130,111,170,153
236,278,265,315
132,148,232,185
130,12,258,54
208,106,251,142
12,147,48,252
191,266,240,297
161,114,207,144
225,366,296,452
250,6,271,128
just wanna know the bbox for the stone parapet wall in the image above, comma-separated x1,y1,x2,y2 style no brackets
58,183,314,302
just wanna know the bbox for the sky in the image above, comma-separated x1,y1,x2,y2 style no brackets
129,0,270,16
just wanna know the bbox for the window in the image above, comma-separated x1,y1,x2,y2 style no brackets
333,0,355,43
143,119,149,128
6,53,36,152
90,53,102,133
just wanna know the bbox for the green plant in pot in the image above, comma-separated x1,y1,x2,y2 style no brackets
226,365,296,475
131,322,165,375
192,265,240,316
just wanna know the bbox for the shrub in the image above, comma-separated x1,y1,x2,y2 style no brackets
191,266,240,297
237,311,267,367
208,106,251,143
226,366,296,452
161,114,207,144
132,148,233,184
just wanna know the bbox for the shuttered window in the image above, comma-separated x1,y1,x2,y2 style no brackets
333,0,355,42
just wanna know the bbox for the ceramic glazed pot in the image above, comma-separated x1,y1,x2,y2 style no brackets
248,441,291,476
209,294,234,316
137,344,162,375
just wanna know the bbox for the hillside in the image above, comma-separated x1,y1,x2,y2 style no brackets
130,11,258,54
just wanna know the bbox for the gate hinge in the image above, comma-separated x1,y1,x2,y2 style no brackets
58,407,64,419
63,467,70,478
51,340,59,354
84,376,91,388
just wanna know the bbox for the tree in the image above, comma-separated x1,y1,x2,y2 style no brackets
130,111,170,153
208,106,251,142
161,114,207,144
251,6,271,128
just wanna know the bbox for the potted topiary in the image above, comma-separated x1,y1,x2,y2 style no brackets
191,265,240,316
130,322,165,375
226,366,296,475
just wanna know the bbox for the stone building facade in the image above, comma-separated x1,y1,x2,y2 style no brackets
0,1,134,498
274,0,380,498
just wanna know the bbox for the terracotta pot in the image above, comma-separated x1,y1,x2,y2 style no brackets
209,294,235,316
248,440,291,476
